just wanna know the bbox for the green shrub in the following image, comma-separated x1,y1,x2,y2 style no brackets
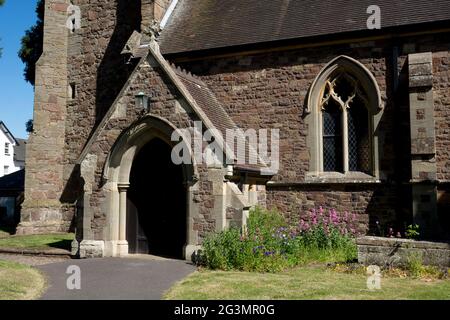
200,207,358,273
406,252,425,277
406,224,420,240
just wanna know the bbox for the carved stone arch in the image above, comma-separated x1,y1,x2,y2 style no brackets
99,115,199,258
103,115,198,186
306,55,383,115
305,55,384,179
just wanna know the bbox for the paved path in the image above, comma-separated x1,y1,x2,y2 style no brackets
37,256,196,300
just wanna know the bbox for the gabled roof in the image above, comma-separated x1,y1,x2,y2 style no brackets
160,0,450,54
173,67,264,172
78,40,270,175
0,121,18,145
173,68,237,137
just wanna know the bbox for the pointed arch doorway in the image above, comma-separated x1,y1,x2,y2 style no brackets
126,138,187,259
101,115,199,260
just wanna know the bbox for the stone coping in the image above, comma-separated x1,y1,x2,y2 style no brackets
357,236,450,250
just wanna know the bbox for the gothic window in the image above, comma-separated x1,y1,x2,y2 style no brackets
306,56,383,179
320,73,371,173
322,99,343,172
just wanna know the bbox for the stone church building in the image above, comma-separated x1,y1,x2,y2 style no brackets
18,0,450,259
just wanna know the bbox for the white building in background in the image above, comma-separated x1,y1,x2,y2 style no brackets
0,121,26,178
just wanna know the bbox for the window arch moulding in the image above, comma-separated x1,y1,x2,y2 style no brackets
305,55,385,183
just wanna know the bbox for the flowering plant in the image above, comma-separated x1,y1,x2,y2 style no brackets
201,207,359,272
297,207,360,237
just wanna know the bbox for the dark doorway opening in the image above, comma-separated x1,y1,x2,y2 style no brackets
127,138,187,259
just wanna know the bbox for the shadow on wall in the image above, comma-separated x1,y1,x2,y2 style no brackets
366,185,410,237
437,188,450,240
95,0,142,123
59,0,143,231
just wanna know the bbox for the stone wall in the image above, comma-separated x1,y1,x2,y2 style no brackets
18,0,71,235
357,236,450,267
432,45,450,181
266,184,399,235
66,0,172,171
65,0,142,179
180,40,393,182
81,57,216,242
22,0,174,234
177,32,450,238
22,0,450,241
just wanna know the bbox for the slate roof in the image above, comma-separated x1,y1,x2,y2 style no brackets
172,65,266,171
173,67,264,170
160,0,450,54
175,69,237,133
14,139,27,163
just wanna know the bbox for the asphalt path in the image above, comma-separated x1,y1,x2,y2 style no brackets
37,256,196,300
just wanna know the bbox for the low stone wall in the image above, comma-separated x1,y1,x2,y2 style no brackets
357,236,450,268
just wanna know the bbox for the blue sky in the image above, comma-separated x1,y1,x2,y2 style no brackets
0,0,38,139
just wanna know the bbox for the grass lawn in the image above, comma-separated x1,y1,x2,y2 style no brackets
164,265,450,300
0,230,10,239
0,260,46,300
0,233,74,251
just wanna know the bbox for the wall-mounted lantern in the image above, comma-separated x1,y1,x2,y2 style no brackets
135,91,149,111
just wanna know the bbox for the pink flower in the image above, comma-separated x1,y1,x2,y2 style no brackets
344,211,349,222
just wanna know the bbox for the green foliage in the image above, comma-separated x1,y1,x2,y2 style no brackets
404,252,446,279
406,252,425,278
200,207,357,273
25,119,34,133
406,224,420,240
18,0,44,85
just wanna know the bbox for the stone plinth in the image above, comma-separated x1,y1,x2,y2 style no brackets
357,236,450,268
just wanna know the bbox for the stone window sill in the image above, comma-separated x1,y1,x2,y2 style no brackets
305,171,381,184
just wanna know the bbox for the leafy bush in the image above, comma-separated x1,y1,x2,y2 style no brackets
406,252,426,278
200,207,358,272
405,224,420,240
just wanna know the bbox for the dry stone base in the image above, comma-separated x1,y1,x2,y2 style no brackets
357,236,450,268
